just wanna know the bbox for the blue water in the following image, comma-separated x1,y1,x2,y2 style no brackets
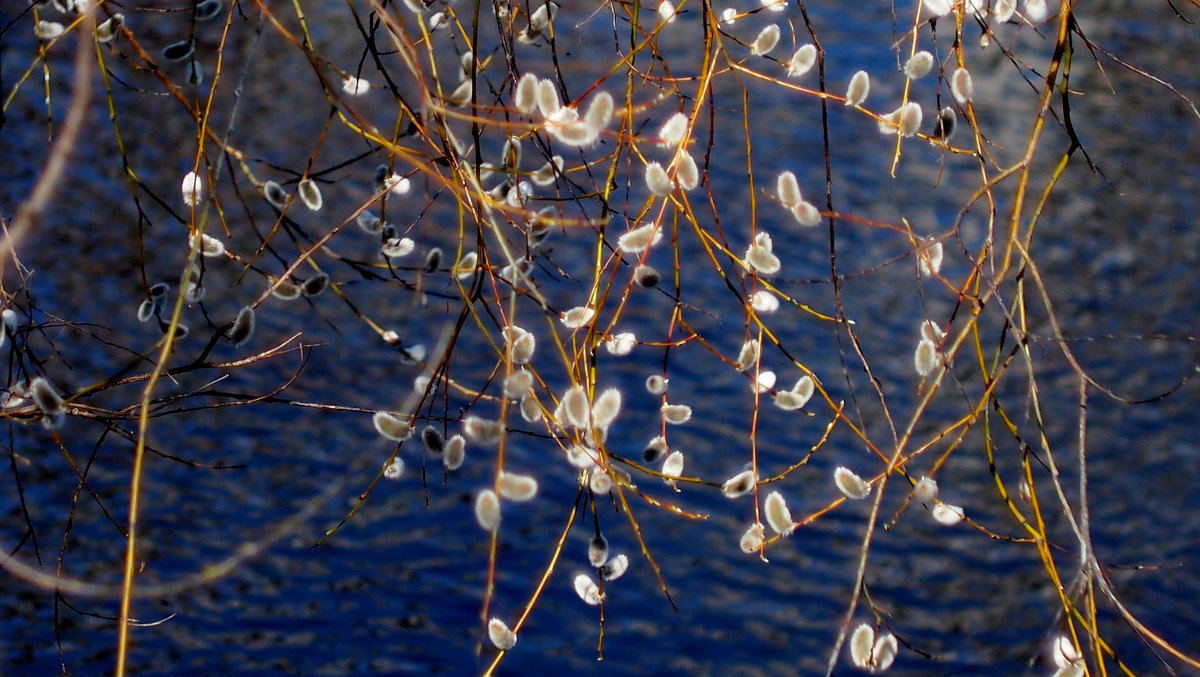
2,1,1199,675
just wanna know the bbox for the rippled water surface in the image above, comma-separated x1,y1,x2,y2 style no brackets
2,1,1199,675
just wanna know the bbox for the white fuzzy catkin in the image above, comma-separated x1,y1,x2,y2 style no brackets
226,306,255,345
736,339,761,372
504,181,532,208
536,78,561,118
501,136,522,173
791,375,815,403
673,151,700,191
30,377,63,417
385,174,412,196
487,618,516,650
635,262,661,287
270,279,300,300
463,415,504,445
459,50,476,80
584,91,614,133
871,629,899,672
453,251,478,280
661,403,692,425
547,108,600,147
845,71,870,106
914,338,940,377
1025,0,1049,22
745,238,781,276
774,390,805,411
382,237,415,259
600,553,629,581
898,102,923,137
519,393,542,423
181,171,204,206
749,24,781,56
849,624,875,670
993,0,1017,21
791,201,821,227
920,319,946,343
527,1,557,33
373,411,412,441
661,450,685,487
645,375,669,396
531,156,563,186
642,436,669,464
514,72,539,114
750,290,780,314
588,535,610,567
573,573,604,605
1052,635,1083,670
776,171,802,206
752,371,777,394
645,162,676,197
904,51,934,80
917,237,944,276
774,375,815,411
560,306,596,329
849,624,898,672
913,476,939,502
297,179,323,211
591,388,623,431
951,67,974,104
589,468,613,494
764,491,794,536
498,471,539,501
356,211,383,233
834,466,871,500
190,232,225,258
658,1,677,23
617,223,663,254
525,221,553,251
343,74,373,96
557,385,591,429
443,435,466,470
931,502,965,525
605,332,637,356
503,325,536,365
658,112,689,148
475,489,502,531
721,469,757,498
739,523,765,553
262,181,289,209
35,20,66,40
2,309,18,340
503,370,533,399
96,14,123,42
399,344,426,365
924,0,952,15
878,107,904,135
787,45,817,77
566,445,599,470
